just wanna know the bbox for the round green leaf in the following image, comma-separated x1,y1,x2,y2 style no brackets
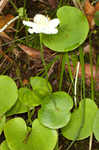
0,141,10,150
0,75,18,116
93,109,99,141
94,11,99,26
6,99,28,116
4,117,28,150
30,77,52,98
42,6,89,52
4,118,57,150
28,119,58,150
38,91,73,129
0,115,6,135
61,99,98,140
19,87,41,107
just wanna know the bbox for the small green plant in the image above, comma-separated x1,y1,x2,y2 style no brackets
0,4,99,150
0,75,99,150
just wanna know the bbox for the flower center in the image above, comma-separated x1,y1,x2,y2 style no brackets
34,14,50,27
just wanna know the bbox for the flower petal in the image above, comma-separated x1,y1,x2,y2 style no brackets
34,14,49,24
28,28,34,34
47,28,58,34
40,27,58,34
23,21,37,28
49,19,60,28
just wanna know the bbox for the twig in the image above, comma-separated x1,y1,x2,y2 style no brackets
0,49,13,63
48,62,55,78
0,16,19,32
0,57,6,68
0,0,8,12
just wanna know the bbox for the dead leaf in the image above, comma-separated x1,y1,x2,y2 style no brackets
0,14,14,30
84,0,95,29
18,44,41,59
0,48,13,62
84,0,99,29
0,31,12,40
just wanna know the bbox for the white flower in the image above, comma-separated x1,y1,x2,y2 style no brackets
23,14,60,34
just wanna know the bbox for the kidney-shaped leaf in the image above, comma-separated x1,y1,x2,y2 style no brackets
0,76,18,116
38,91,73,129
4,117,28,150
30,76,52,98
28,119,58,150
4,118,57,150
42,6,89,52
61,99,98,140
93,109,99,141
6,99,28,116
18,87,42,107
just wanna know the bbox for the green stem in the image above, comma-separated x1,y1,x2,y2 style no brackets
89,37,94,100
23,0,26,16
66,46,86,150
8,0,18,12
79,47,85,98
65,52,74,84
40,34,48,80
88,34,94,150
59,54,66,91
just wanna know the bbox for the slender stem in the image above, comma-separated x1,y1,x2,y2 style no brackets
89,37,94,100
66,47,86,150
74,61,80,108
8,0,18,11
89,34,94,150
54,140,59,150
59,54,66,91
65,53,74,84
40,34,48,80
89,134,93,150
14,19,20,40
27,108,35,125
79,47,85,98
23,0,26,16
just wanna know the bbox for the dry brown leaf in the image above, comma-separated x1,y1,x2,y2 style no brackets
84,0,95,15
18,44,41,59
0,31,12,40
0,14,14,30
84,0,99,29
84,0,95,29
